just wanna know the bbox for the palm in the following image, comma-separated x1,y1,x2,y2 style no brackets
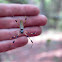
0,4,47,52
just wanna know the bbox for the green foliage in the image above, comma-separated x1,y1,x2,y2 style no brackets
58,20,62,30
34,0,40,5
47,39,51,44
48,19,55,26
0,0,9,3
45,0,51,4
8,0,28,4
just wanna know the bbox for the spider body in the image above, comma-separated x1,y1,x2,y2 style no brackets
20,20,24,34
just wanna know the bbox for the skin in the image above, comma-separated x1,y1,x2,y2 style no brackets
0,4,47,52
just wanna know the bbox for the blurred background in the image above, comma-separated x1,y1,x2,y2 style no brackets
0,0,62,62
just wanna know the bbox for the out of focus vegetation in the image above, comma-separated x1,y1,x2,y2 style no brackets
0,0,62,31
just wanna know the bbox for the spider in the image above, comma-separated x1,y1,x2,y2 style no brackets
9,16,35,47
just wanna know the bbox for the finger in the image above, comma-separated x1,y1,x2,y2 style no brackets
0,36,28,52
0,26,41,41
0,4,39,17
0,15,47,29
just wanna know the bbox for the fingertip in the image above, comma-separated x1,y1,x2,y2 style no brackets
40,15,47,26
15,36,28,47
33,6,40,15
25,5,40,16
21,36,28,45
36,27,42,35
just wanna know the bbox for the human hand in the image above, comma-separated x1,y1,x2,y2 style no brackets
0,4,47,52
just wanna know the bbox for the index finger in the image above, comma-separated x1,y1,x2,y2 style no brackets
0,4,40,17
